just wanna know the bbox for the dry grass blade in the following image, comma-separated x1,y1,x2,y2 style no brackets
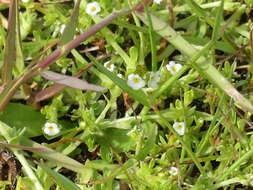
39,71,105,92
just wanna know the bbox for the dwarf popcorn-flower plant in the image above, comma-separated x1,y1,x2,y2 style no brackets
173,122,186,136
166,61,183,75
86,2,101,16
43,122,60,136
127,74,145,90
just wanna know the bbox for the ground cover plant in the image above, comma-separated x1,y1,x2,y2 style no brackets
0,0,253,189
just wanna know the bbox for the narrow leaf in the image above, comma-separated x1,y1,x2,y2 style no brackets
34,64,93,103
2,0,22,83
40,71,105,92
212,0,224,40
59,0,81,46
39,163,81,190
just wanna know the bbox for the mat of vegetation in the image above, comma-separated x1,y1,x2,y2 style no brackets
1,0,253,189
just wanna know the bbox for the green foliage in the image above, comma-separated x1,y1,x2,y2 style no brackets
1,0,253,189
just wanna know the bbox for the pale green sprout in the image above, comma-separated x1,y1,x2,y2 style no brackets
148,71,160,88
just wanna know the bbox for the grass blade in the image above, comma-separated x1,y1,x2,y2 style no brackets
59,0,81,46
39,163,81,190
40,71,105,91
2,0,23,84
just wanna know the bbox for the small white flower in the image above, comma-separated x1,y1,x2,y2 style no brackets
60,24,65,34
148,71,160,88
153,0,163,4
117,73,123,78
104,61,115,72
166,61,183,75
86,2,101,16
173,122,186,136
21,0,30,3
169,167,178,176
127,74,145,90
43,122,60,136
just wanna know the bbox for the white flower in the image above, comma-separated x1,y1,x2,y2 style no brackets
166,61,183,75
127,74,145,90
173,122,186,136
117,73,123,78
22,0,30,3
169,167,178,176
153,0,163,4
104,61,115,72
60,24,65,34
148,71,160,88
43,122,60,136
86,2,101,16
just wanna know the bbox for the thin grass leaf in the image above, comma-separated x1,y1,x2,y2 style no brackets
40,71,105,91
2,0,23,84
182,0,214,26
87,54,151,107
59,0,81,46
144,5,157,71
212,0,224,40
39,163,81,190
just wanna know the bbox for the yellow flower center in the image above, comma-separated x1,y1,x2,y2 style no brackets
172,66,177,72
91,6,97,12
133,77,140,83
48,126,55,131
177,125,183,129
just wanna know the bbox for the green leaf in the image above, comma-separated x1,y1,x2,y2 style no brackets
95,128,135,152
59,0,81,46
0,103,45,137
2,0,24,83
38,163,81,190
135,121,157,160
